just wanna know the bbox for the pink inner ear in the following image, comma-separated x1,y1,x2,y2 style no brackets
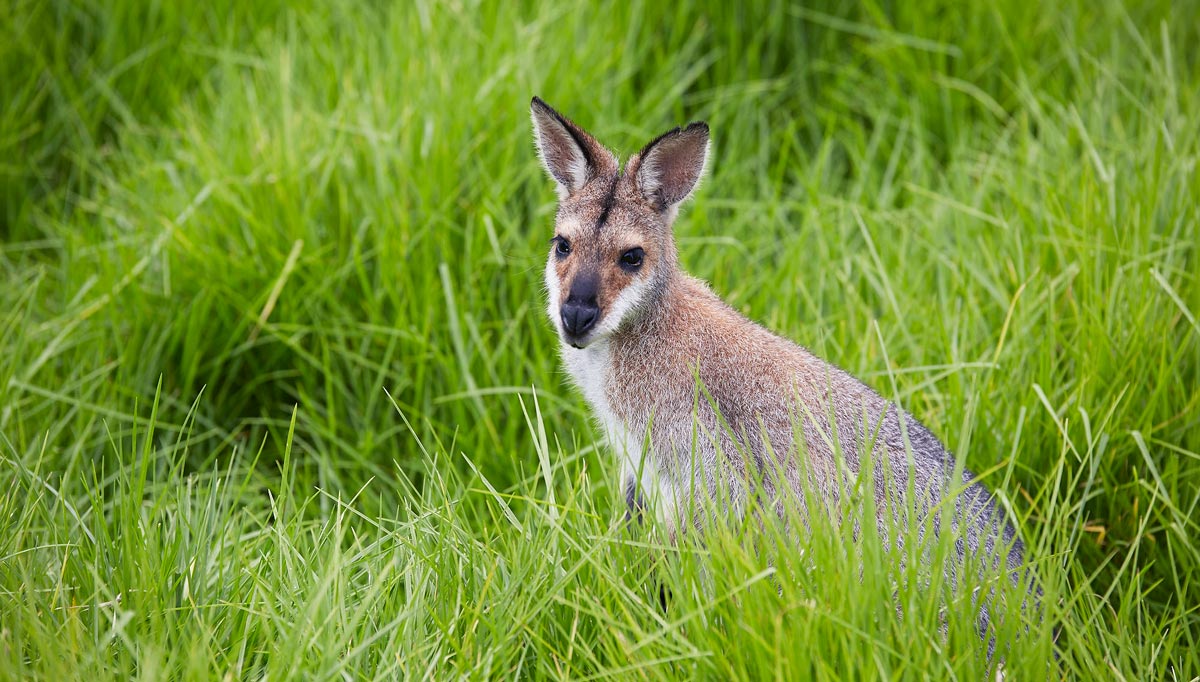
532,112,590,192
636,125,709,210
531,100,618,195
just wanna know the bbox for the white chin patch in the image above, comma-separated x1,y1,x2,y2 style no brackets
591,277,651,339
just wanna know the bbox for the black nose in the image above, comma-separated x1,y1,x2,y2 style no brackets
560,301,599,337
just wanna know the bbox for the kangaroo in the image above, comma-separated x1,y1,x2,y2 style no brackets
529,97,1028,608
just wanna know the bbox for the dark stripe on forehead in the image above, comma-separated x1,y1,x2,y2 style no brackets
594,175,619,231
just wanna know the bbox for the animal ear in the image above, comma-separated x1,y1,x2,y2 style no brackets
633,122,710,212
530,97,617,198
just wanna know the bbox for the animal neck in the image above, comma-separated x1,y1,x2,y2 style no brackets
609,266,705,357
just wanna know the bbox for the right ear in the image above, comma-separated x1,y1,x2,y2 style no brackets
530,97,616,198
632,121,709,213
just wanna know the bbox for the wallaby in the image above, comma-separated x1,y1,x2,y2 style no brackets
529,97,1030,625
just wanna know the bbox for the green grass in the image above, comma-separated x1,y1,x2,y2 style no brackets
2,0,1198,678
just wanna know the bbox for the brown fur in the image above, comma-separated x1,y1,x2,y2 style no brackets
530,99,1032,636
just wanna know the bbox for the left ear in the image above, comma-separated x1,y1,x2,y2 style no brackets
530,97,617,199
632,121,710,212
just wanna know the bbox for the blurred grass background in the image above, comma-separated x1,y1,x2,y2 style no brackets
1,0,1198,678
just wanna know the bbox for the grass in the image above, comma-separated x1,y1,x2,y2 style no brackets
1,0,1198,678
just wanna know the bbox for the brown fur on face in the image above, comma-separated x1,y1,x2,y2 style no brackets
547,173,677,344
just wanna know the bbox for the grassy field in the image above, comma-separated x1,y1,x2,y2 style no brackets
2,0,1198,678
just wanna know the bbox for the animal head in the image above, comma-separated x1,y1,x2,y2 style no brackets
531,97,710,349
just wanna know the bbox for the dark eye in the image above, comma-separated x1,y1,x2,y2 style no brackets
619,247,644,269
553,237,571,257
